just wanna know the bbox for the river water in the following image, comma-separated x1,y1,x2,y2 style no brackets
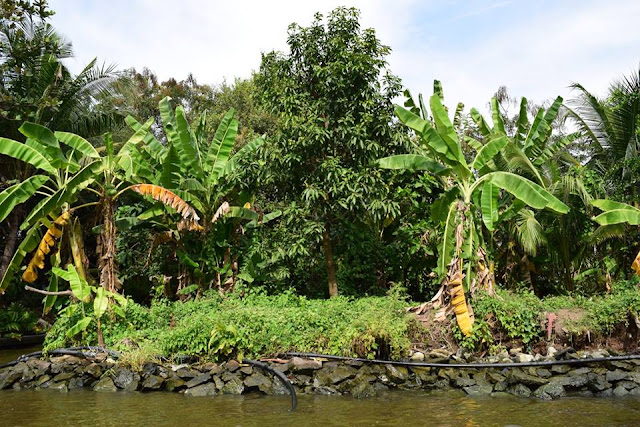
2,349,640,426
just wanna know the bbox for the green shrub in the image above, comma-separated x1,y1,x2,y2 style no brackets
44,289,416,361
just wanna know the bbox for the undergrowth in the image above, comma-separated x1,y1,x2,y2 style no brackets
44,289,415,361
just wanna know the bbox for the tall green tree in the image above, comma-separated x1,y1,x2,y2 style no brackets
255,7,403,297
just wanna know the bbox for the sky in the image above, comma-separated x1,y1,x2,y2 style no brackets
48,0,640,112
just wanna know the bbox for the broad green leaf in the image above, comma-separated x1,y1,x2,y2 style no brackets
21,160,102,230
481,171,569,214
174,105,204,179
0,138,57,174
94,287,109,318
470,108,491,138
481,181,499,231
377,154,449,175
0,175,50,223
593,209,640,226
52,265,91,302
160,145,181,189
65,317,92,338
207,108,237,182
523,108,545,150
591,199,640,213
491,98,506,135
19,122,58,148
430,93,467,168
514,97,529,145
55,132,100,158
438,201,458,276
226,207,259,221
471,136,508,170
159,96,180,146
394,105,430,135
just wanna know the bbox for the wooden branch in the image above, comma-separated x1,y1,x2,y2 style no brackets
24,285,73,297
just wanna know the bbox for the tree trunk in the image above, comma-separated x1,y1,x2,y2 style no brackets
322,224,339,298
0,207,23,279
98,197,121,293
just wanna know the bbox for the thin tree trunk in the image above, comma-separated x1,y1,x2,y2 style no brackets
0,207,23,279
322,224,339,298
98,197,121,293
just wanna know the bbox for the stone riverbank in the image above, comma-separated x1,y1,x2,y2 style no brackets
2,348,640,400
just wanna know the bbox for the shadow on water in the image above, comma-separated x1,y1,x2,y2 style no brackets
1,387,640,427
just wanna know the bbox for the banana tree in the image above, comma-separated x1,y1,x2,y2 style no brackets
378,81,569,335
0,120,201,307
0,122,103,304
124,97,268,294
591,199,640,276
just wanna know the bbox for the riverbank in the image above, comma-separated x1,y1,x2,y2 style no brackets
2,348,640,400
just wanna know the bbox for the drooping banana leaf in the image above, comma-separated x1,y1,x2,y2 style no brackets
20,160,102,230
0,226,42,293
471,136,508,170
55,132,100,159
0,175,50,223
22,211,72,283
0,138,57,175
377,154,449,175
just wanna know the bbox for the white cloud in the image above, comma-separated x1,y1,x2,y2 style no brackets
48,0,639,114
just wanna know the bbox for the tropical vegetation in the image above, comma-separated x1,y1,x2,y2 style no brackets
1,1,639,359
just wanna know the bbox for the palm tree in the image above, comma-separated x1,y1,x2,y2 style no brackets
567,67,640,188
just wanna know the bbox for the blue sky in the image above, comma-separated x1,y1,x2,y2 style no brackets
48,0,639,112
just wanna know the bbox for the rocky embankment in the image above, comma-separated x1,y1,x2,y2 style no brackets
1,348,640,400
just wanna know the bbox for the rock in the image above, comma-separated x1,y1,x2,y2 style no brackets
175,368,198,379
84,363,103,378
113,369,140,391
142,375,163,390
463,384,493,396
533,383,565,400
221,376,244,394
536,369,552,378
53,372,76,382
410,352,425,362
292,374,312,386
225,360,241,372
289,357,322,373
351,380,377,398
49,381,69,392
493,381,508,392
509,347,523,356
244,372,272,391
546,346,558,359
68,377,85,390
507,383,531,397
0,368,23,389
142,363,157,376
587,374,612,392
611,361,634,371
185,383,217,397
606,370,627,382
455,377,476,387
36,375,51,386
315,385,340,395
239,366,253,375
315,365,357,386
26,359,50,376
487,371,506,383
515,353,534,363
208,364,223,376
212,375,225,390
551,365,571,374
385,365,408,384
508,370,548,387
612,385,629,396
94,377,117,392
569,367,591,376
165,376,186,392
617,380,637,390
186,373,211,388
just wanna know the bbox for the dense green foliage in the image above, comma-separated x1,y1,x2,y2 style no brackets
45,290,415,360
0,2,639,356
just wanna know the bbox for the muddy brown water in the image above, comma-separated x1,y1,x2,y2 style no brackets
2,349,640,426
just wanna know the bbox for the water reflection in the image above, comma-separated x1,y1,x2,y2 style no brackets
1,388,639,427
